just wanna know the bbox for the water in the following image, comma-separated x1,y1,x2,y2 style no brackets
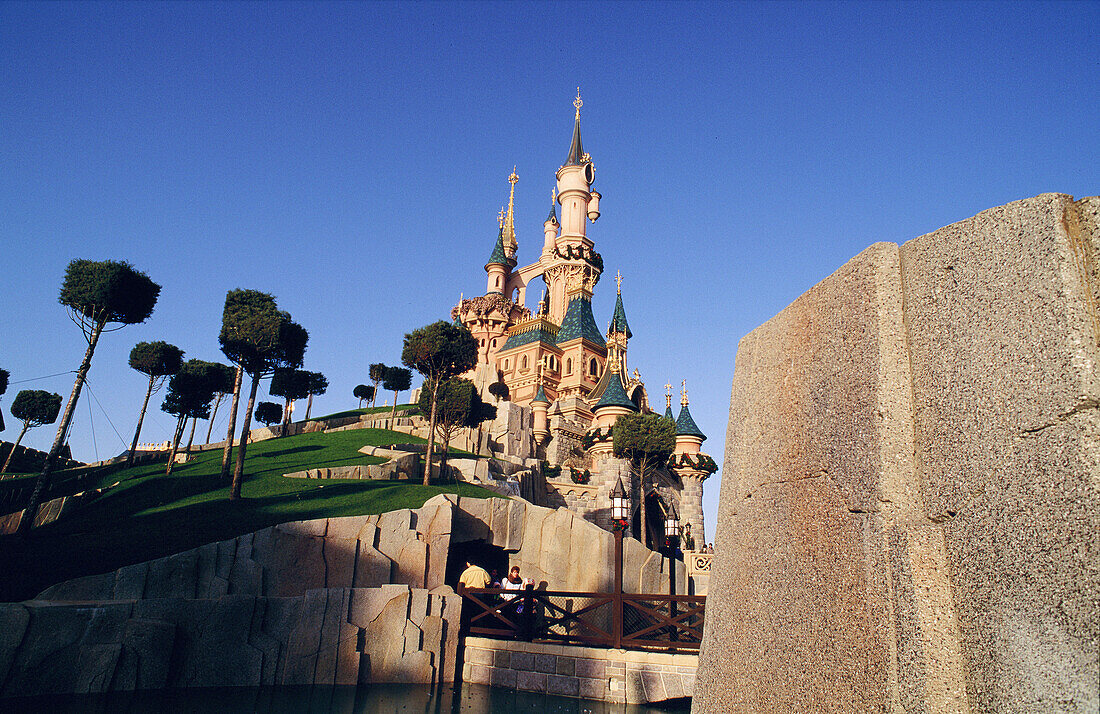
5,683,691,713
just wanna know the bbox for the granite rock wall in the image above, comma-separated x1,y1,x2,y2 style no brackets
695,194,1099,714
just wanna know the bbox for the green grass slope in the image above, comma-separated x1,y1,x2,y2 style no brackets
0,427,496,602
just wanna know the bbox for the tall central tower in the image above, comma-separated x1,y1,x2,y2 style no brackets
544,89,603,323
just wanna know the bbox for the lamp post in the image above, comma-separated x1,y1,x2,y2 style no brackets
610,476,629,649
664,502,680,642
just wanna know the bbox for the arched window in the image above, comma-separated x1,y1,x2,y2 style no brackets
566,358,572,374
521,355,528,370
495,276,501,288
492,339,497,348
590,358,598,375
504,359,510,370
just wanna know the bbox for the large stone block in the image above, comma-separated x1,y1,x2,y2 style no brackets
696,195,1099,714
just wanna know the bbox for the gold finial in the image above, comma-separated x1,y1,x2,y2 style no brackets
508,166,519,185
664,383,673,409
681,379,689,407
615,271,623,295
498,207,505,229
551,187,556,204
574,87,582,117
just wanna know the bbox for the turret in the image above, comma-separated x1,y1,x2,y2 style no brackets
543,189,559,255
673,381,706,455
531,370,550,447
670,380,714,546
587,349,637,456
485,215,509,295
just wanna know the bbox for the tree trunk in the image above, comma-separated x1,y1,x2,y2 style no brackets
165,415,186,477
230,373,260,500
220,366,243,479
19,320,105,535
205,392,225,444
305,393,313,421
184,416,198,454
436,423,452,477
422,380,440,486
1,423,29,474
126,373,156,467
281,397,291,437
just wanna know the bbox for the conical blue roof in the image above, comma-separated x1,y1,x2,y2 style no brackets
533,383,549,403
675,404,706,440
486,227,508,268
557,295,605,346
663,405,674,421
546,204,558,224
594,370,637,412
609,292,631,338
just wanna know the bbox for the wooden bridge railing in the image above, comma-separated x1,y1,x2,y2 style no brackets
458,584,706,653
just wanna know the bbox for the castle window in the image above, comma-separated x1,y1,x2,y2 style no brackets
590,358,598,376
492,339,497,348
566,358,572,374
504,359,510,370
495,276,501,288
521,355,528,370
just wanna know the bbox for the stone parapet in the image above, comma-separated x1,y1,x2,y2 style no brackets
462,636,696,705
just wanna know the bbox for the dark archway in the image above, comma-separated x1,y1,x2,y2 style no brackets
631,491,666,550
629,385,645,410
445,539,510,588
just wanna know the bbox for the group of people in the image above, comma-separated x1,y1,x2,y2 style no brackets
459,562,532,601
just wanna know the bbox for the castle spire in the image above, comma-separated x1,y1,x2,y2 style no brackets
608,273,632,339
504,167,519,253
565,88,585,166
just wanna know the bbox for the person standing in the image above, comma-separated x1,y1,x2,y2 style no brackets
458,561,491,589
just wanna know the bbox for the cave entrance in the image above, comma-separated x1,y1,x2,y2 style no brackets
445,539,510,588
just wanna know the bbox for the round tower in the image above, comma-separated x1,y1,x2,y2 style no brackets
531,370,550,447
586,350,637,459
668,381,716,545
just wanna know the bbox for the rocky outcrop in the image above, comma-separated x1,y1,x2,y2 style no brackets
695,194,1099,713
0,586,457,696
2,495,681,697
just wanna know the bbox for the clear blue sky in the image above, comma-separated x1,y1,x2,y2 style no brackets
2,1,1096,539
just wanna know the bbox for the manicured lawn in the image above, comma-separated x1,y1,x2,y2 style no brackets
311,403,418,421
0,428,497,602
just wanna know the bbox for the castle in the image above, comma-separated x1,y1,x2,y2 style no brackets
451,93,717,547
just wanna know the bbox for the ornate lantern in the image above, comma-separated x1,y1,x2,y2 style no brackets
664,502,680,542
610,476,629,522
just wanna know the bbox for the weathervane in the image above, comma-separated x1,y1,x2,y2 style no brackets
574,87,582,117
665,382,673,410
